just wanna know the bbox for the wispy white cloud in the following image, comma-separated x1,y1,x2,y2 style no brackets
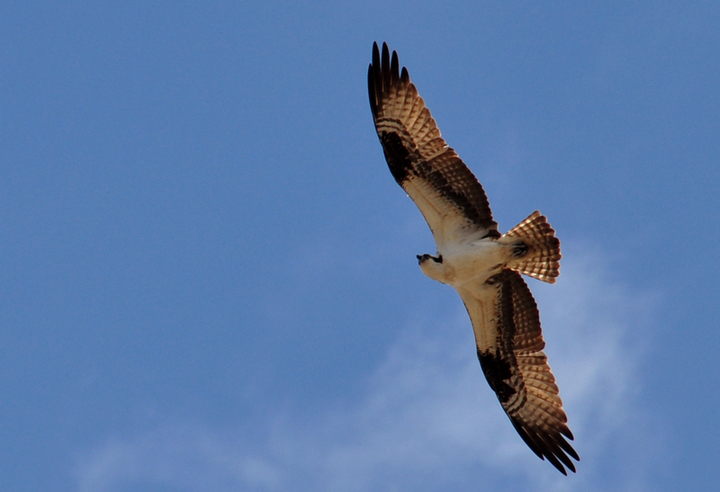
75,246,662,492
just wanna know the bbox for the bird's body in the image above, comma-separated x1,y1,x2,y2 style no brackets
418,237,506,285
368,42,579,475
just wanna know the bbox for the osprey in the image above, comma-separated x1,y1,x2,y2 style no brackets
368,42,579,475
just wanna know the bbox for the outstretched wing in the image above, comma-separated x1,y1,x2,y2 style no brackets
368,42,498,249
458,269,579,474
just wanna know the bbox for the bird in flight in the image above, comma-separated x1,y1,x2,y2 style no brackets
368,42,579,475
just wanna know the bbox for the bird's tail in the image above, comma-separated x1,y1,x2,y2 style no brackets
501,211,561,283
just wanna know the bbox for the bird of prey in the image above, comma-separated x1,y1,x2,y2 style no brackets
368,42,579,475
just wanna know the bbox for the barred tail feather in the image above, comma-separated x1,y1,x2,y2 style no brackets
503,211,561,283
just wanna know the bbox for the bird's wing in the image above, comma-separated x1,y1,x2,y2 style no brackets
368,42,498,249
458,269,579,474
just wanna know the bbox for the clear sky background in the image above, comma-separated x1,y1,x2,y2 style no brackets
2,1,718,491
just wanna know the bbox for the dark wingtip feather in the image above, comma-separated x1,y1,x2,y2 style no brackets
546,454,569,475
552,442,577,472
510,419,545,459
369,42,381,117
372,41,380,68
381,42,391,93
509,416,579,474
369,42,412,119
560,438,580,462
367,64,376,116
372,42,381,86
391,49,399,84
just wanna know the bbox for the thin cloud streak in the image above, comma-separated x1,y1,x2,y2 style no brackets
75,247,661,492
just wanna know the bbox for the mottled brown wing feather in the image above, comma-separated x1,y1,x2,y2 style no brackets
368,42,498,248
471,270,579,474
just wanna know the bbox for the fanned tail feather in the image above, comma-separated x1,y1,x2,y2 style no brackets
503,211,561,283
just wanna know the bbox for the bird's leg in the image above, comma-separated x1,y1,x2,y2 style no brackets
510,240,528,258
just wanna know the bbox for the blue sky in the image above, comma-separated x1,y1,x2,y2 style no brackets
1,1,719,490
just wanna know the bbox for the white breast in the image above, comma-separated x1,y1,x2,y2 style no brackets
420,239,509,287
